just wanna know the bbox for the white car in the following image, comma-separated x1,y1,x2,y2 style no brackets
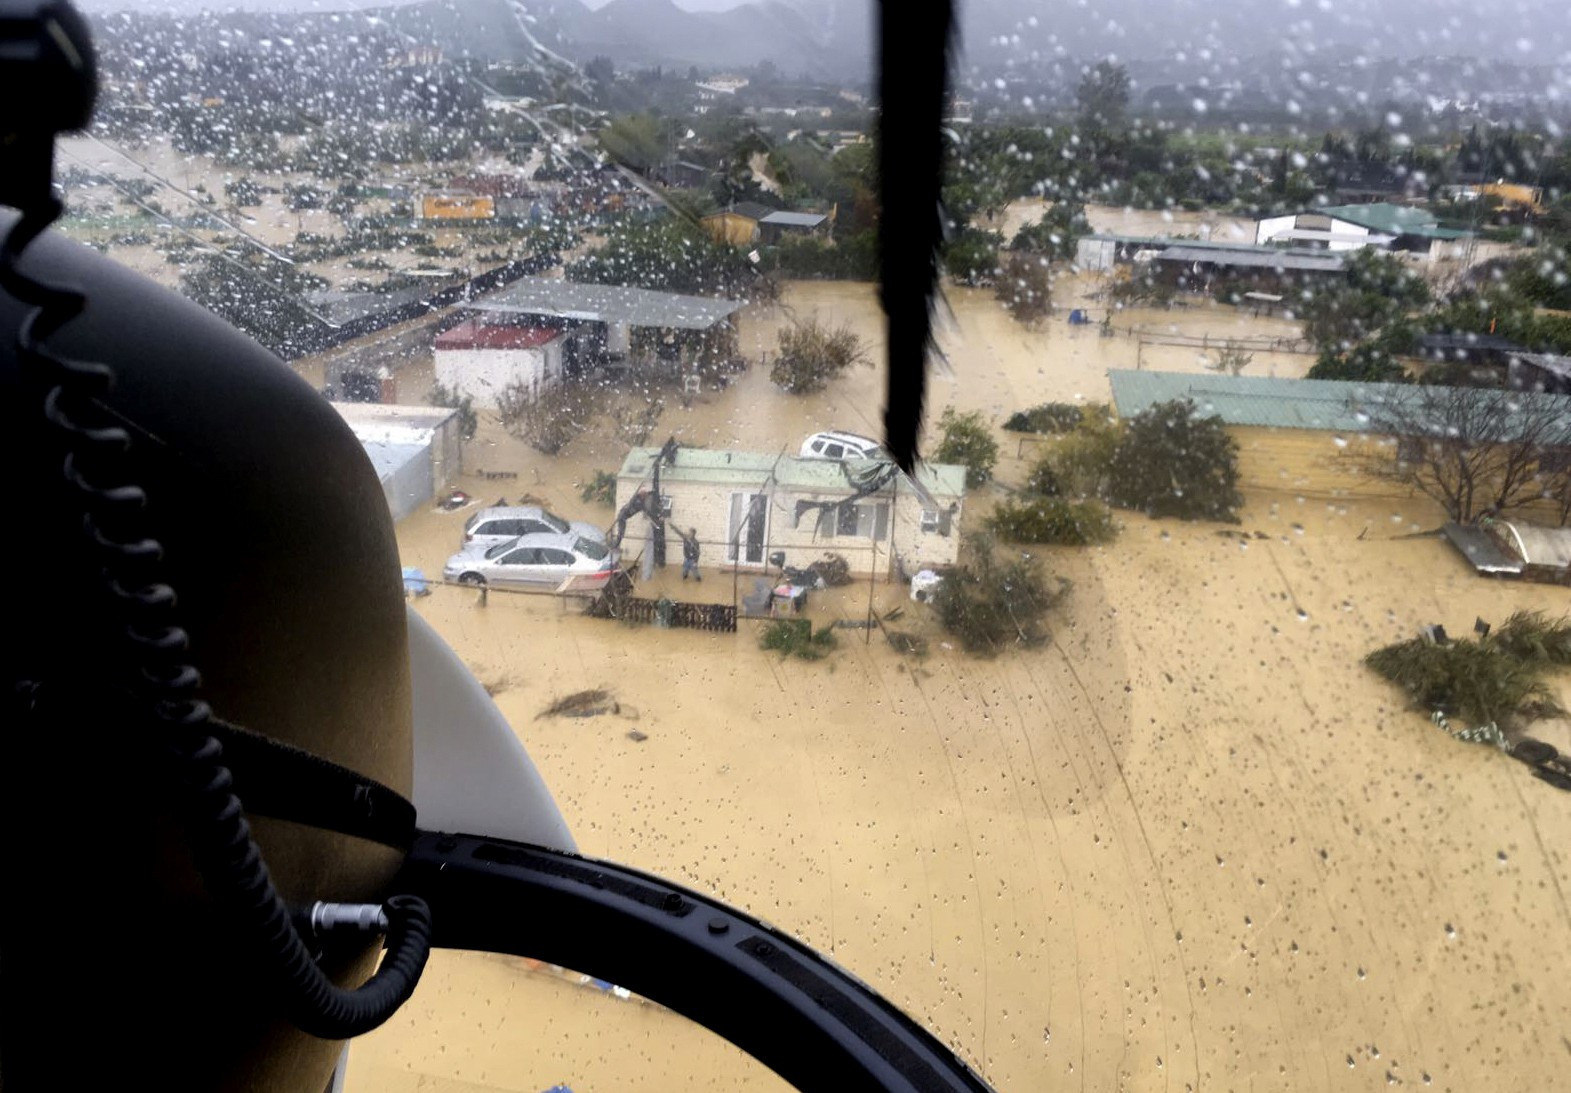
799,430,885,461
463,505,606,547
443,533,619,591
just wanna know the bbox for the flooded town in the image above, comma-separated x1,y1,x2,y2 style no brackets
16,0,1571,1089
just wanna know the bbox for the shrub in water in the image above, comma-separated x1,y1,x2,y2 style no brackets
930,533,1066,654
1003,402,1084,434
987,498,1116,545
581,470,617,506
933,408,999,489
760,619,838,660
1107,398,1241,521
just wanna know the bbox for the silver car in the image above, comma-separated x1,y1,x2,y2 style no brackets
443,533,619,591
462,505,606,547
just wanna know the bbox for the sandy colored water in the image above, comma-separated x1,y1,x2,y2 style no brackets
985,201,1258,246
342,279,1571,1092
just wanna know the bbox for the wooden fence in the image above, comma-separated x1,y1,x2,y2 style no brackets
584,575,737,632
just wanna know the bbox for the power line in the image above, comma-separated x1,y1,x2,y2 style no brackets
58,147,342,328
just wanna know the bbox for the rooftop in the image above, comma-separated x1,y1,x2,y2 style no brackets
469,277,744,332
332,401,457,446
615,447,967,498
760,211,828,228
714,201,778,222
1314,202,1471,240
1107,370,1571,436
434,319,563,351
1157,245,1345,273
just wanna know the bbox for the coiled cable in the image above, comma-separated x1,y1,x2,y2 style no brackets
1,198,432,1040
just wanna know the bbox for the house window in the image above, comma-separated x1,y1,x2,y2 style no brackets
819,501,889,539
921,509,940,533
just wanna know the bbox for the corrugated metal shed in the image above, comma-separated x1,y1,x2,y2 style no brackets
1496,521,1571,571
1107,370,1571,437
616,447,966,498
1157,245,1345,272
470,277,744,331
1441,523,1523,575
760,211,828,228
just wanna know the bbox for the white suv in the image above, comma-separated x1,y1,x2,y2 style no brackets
800,430,885,461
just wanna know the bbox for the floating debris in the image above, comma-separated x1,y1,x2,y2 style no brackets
537,688,619,719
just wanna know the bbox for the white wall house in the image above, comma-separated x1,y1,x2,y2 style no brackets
433,320,565,408
614,448,967,579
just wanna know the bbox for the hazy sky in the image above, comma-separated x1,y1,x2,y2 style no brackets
74,0,749,11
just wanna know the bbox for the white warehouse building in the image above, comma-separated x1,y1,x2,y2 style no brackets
1254,203,1471,261
433,319,566,408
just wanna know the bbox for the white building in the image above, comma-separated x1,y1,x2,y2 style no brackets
1254,203,1471,261
433,320,565,408
614,447,967,579
332,402,462,523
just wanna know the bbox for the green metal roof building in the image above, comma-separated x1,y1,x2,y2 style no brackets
1108,370,1571,437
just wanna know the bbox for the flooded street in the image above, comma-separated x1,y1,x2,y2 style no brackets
347,279,1571,1092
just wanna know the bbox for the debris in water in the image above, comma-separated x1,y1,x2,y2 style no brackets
626,729,648,743
537,688,619,719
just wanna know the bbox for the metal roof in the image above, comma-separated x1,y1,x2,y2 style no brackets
1314,203,1472,240
760,211,828,228
1157,245,1345,272
1441,522,1523,575
1495,521,1571,570
469,277,744,331
1107,369,1571,437
1511,351,1571,380
616,447,966,498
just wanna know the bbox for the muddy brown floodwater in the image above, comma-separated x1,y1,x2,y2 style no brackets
345,280,1571,1092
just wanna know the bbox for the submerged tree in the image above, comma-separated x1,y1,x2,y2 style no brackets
932,408,999,488
769,318,868,394
1011,199,1090,262
994,252,1053,325
1107,399,1242,521
1358,384,1571,524
930,533,1066,654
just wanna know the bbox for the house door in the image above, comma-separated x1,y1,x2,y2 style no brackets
727,492,768,565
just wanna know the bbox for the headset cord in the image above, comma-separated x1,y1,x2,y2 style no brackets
0,200,431,1040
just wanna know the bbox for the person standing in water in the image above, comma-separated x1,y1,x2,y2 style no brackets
677,527,702,581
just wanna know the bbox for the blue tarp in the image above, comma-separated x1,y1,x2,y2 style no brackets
1068,308,1091,324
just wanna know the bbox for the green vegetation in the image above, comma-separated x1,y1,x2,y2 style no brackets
1107,399,1242,522
994,252,1053,325
1003,402,1085,434
930,533,1067,654
933,409,1000,489
760,618,838,661
566,217,758,298
987,497,1117,545
1299,250,1431,353
426,383,478,441
769,318,868,395
1010,199,1090,262
1365,612,1571,735
944,228,1003,285
581,470,618,506
498,383,597,456
1020,406,1123,500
